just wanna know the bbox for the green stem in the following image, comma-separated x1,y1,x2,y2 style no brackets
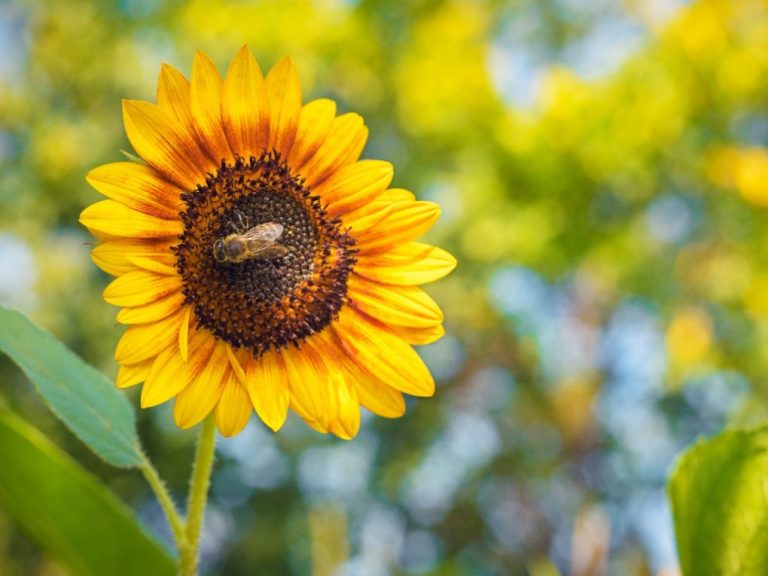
139,452,186,550
178,415,217,576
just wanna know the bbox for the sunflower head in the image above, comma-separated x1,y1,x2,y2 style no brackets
80,46,456,439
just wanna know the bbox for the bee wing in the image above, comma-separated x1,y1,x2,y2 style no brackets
241,222,284,243
242,223,290,259
256,244,291,258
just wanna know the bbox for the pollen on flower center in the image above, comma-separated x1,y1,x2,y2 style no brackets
174,151,356,355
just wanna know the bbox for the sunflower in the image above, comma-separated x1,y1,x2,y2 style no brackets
80,46,455,439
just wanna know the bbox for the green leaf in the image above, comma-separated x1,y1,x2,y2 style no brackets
0,305,141,467
669,426,768,576
0,409,175,576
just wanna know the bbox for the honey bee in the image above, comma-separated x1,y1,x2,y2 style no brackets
212,221,290,264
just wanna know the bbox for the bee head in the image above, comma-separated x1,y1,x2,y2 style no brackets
212,239,226,262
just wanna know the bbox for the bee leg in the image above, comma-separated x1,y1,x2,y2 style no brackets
228,210,246,233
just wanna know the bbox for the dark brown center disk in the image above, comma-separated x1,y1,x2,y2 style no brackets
174,151,356,355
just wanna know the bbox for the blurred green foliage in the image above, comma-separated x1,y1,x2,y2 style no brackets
2,0,768,574
669,425,768,576
0,409,175,576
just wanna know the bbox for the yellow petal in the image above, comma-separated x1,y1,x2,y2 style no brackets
116,359,154,389
287,98,336,170
91,238,177,276
383,188,416,202
80,200,183,239
285,332,362,439
341,358,405,418
179,306,192,362
114,309,184,365
142,331,216,408
226,345,246,384
215,374,252,437
265,56,302,158
103,270,182,307
299,113,368,187
314,326,406,418
116,291,185,324
333,306,434,397
222,45,269,157
157,63,221,168
282,343,335,433
243,348,290,432
344,201,394,241
342,195,393,222
387,323,446,346
191,50,233,164
173,341,229,428
355,201,441,253
157,64,194,131
122,99,213,190
127,255,177,276
86,162,183,218
329,373,360,440
291,411,329,435
315,160,393,216
310,331,361,439
348,276,443,328
354,242,457,286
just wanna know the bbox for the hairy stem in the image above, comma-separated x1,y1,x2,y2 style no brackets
139,451,186,551
178,415,217,576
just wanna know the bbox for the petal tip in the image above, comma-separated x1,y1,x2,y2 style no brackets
78,206,92,226
263,416,287,433
216,422,239,438
140,388,162,409
173,405,199,430
84,168,98,186
444,251,458,272
193,50,217,71
122,99,154,118
234,43,254,61
272,55,297,73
